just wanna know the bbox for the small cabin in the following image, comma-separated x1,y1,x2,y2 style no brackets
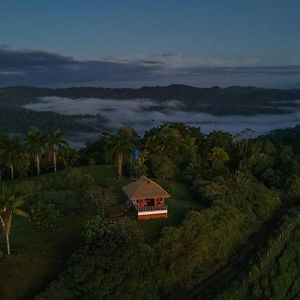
122,176,171,220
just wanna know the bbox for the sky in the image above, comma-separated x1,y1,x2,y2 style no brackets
1,0,300,88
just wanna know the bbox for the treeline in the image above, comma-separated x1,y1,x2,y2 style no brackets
266,124,300,154
0,107,106,134
80,124,300,194
2,85,300,114
0,129,78,180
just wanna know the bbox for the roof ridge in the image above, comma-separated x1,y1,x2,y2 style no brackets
122,175,171,199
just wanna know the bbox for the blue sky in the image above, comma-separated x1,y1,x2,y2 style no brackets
1,0,300,88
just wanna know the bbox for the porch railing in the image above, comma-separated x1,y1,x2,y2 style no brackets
134,203,168,212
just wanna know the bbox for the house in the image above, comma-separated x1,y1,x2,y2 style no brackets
122,176,171,220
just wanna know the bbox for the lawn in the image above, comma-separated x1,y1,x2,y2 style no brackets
0,215,87,300
0,165,201,299
81,166,202,241
138,180,202,242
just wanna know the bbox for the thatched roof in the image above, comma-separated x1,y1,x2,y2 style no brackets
122,176,171,200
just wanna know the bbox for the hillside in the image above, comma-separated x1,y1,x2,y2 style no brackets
0,165,200,299
1,85,300,115
1,124,300,299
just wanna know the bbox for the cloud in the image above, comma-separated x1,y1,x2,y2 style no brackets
179,65,300,76
0,47,162,86
0,47,300,88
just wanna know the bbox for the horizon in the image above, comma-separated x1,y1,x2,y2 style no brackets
1,83,300,91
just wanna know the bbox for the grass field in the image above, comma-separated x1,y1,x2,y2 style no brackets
0,165,200,299
0,215,87,300
77,165,201,242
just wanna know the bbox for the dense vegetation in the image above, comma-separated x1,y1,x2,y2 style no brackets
216,207,300,300
1,123,300,299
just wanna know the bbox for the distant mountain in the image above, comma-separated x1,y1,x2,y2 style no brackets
1,84,300,115
0,106,107,134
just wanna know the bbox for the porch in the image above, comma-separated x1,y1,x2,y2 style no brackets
134,203,168,212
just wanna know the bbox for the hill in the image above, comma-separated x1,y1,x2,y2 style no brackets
1,85,300,115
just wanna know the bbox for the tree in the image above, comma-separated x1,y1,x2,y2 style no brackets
208,147,230,170
152,155,176,180
0,134,7,181
144,126,184,154
0,185,28,255
46,130,67,172
233,128,255,157
25,130,45,175
56,216,157,299
16,152,31,179
59,146,79,169
88,186,117,216
207,130,233,153
104,131,135,179
0,135,22,179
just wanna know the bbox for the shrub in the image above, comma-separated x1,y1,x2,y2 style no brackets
35,281,73,300
30,201,60,231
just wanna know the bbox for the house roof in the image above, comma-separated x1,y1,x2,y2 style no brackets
122,176,171,200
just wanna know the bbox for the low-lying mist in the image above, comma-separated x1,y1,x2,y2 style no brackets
23,96,300,146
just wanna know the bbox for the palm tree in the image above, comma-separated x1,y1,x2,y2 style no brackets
46,130,67,172
0,136,22,180
59,146,79,169
0,185,28,255
25,130,45,175
0,134,7,181
104,132,135,179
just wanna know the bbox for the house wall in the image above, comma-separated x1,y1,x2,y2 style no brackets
138,212,168,220
134,197,165,208
135,199,145,208
155,197,164,206
131,197,168,220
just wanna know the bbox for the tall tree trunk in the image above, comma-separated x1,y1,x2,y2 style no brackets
0,216,6,254
117,152,123,180
10,164,14,180
36,154,40,175
5,230,10,255
2,213,12,255
53,150,57,172
0,216,4,231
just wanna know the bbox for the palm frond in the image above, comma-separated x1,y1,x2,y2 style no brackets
11,199,25,208
12,208,28,218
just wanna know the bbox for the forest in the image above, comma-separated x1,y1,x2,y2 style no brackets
1,123,300,299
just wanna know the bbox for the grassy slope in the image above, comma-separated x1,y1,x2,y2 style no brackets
0,165,199,299
80,165,202,242
0,216,86,300
139,180,202,242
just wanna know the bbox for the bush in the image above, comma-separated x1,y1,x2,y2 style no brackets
28,190,87,215
35,281,73,300
30,201,60,231
40,216,158,300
